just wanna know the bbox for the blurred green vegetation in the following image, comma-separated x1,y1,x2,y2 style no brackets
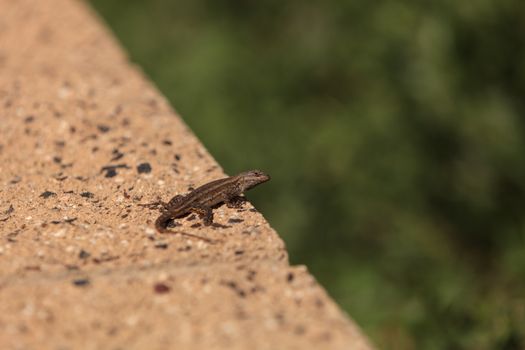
89,0,525,348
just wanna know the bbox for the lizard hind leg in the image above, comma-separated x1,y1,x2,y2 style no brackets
138,195,169,211
191,206,214,226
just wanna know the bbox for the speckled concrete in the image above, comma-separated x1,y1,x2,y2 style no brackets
0,0,373,349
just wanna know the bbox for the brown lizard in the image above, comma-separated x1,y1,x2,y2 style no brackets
141,170,270,242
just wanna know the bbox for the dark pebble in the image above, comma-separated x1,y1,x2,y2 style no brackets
72,278,90,287
10,176,22,184
4,205,14,215
228,218,244,223
97,124,110,133
64,217,77,224
100,164,129,178
111,152,124,161
137,162,152,174
80,192,94,198
287,272,295,283
40,191,57,199
53,173,68,181
154,283,171,294
105,168,117,177
79,250,91,259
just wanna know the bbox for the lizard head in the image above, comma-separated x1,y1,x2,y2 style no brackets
238,169,270,191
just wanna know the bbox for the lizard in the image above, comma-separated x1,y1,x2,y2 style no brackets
140,170,270,243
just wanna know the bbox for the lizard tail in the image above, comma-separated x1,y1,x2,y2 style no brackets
154,212,173,233
154,213,216,243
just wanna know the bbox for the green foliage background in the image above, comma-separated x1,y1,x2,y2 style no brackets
89,1,525,348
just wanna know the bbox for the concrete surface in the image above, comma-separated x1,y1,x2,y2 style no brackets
0,0,373,349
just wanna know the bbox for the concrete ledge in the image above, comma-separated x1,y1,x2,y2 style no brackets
0,263,369,349
0,0,373,349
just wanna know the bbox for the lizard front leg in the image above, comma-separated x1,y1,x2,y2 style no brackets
226,195,247,209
